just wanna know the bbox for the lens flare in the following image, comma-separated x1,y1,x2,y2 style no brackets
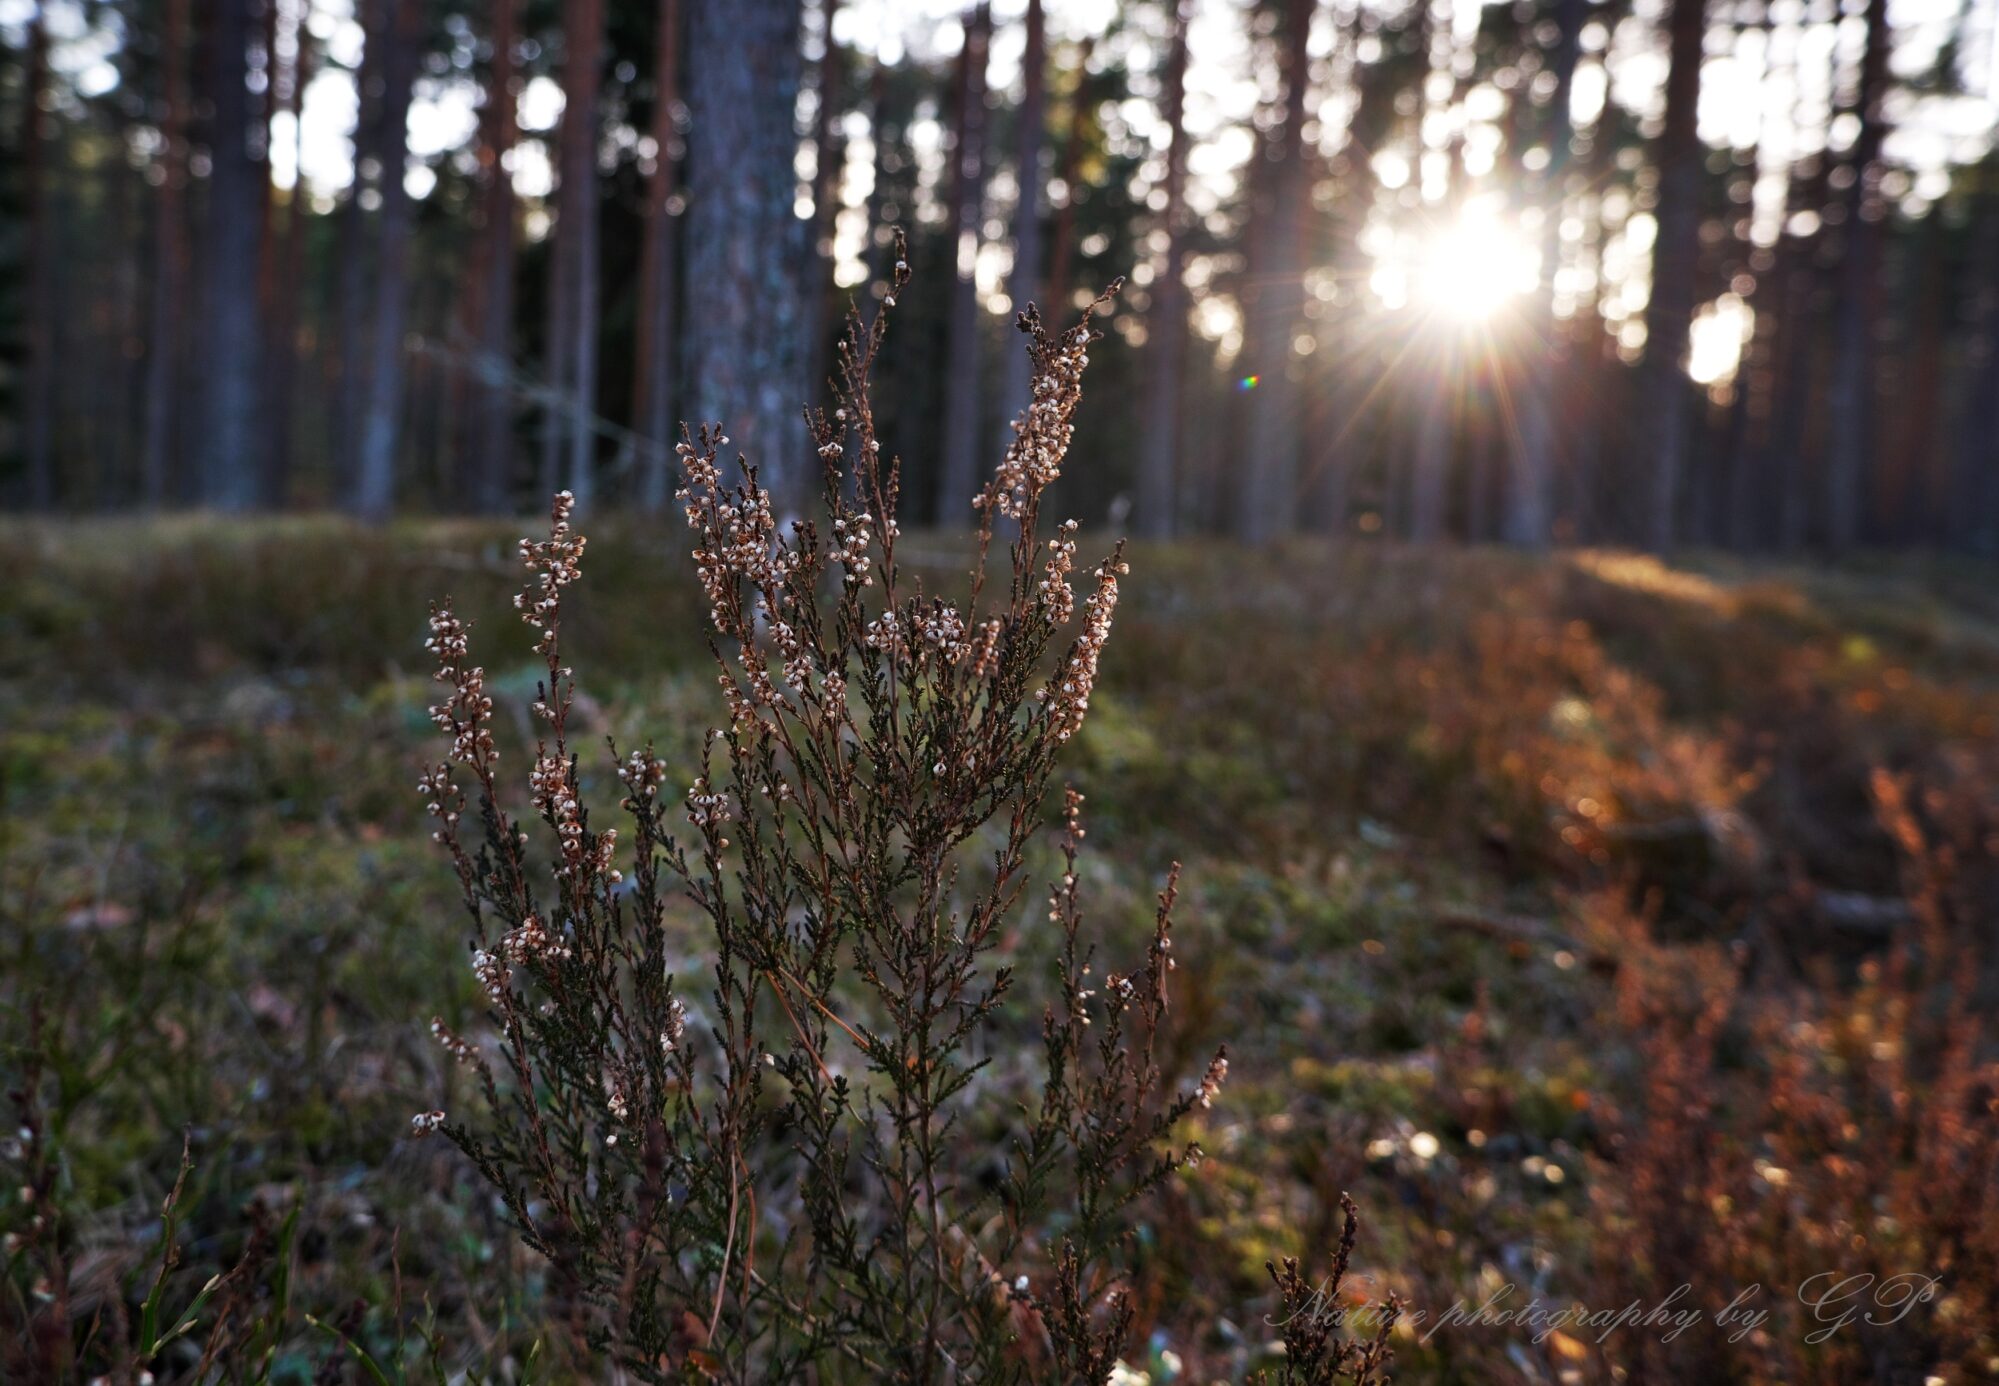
1416,203,1540,323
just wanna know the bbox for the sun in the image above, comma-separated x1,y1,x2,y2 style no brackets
1415,202,1540,323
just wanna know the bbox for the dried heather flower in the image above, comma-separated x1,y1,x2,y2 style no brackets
863,609,904,657
429,1018,478,1066
512,490,586,664
424,605,497,771
470,948,508,1004
919,600,968,663
981,285,1122,521
1198,1051,1230,1109
1040,520,1080,623
1042,550,1126,741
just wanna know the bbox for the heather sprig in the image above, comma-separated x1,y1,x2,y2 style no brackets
412,236,1383,1383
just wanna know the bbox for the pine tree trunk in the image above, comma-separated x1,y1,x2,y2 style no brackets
201,0,265,510
264,1,308,509
469,0,519,512
1235,0,1313,545
1409,354,1453,542
684,0,810,515
561,0,605,508
630,0,683,512
864,57,893,249
997,0,1046,450
1641,0,1707,550
21,6,54,509
1134,1,1189,541
353,0,419,521
1951,197,1999,553
1043,39,1095,319
1892,222,1945,544
338,0,386,496
1824,0,1888,549
142,0,192,509
938,5,992,528
538,188,571,501
1506,0,1587,547
803,0,842,417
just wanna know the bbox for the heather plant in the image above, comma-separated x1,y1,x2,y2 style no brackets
411,245,1390,1383
1583,765,1999,1382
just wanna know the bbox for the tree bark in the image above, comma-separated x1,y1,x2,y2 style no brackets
1134,0,1189,540
1641,0,1707,550
685,0,811,515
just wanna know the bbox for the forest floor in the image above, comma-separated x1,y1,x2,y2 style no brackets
4,516,1997,1383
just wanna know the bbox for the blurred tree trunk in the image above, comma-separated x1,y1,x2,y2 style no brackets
1135,0,1188,541
353,0,419,521
1766,112,1835,548
685,0,810,514
1766,244,1823,549
997,0,1046,447
202,0,265,510
253,0,276,500
338,0,385,496
1953,184,1999,553
557,0,604,508
1641,0,1706,550
1886,219,1943,543
1824,0,1889,549
470,0,521,513
1235,0,1312,545
263,0,308,508
864,56,893,250
1407,0,1460,542
21,5,53,508
632,0,681,511
938,5,992,528
1730,280,1779,550
1409,356,1454,542
1043,38,1094,318
1506,0,1587,547
1310,6,1409,537
538,181,571,500
804,0,842,415
110,121,144,503
142,0,193,509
